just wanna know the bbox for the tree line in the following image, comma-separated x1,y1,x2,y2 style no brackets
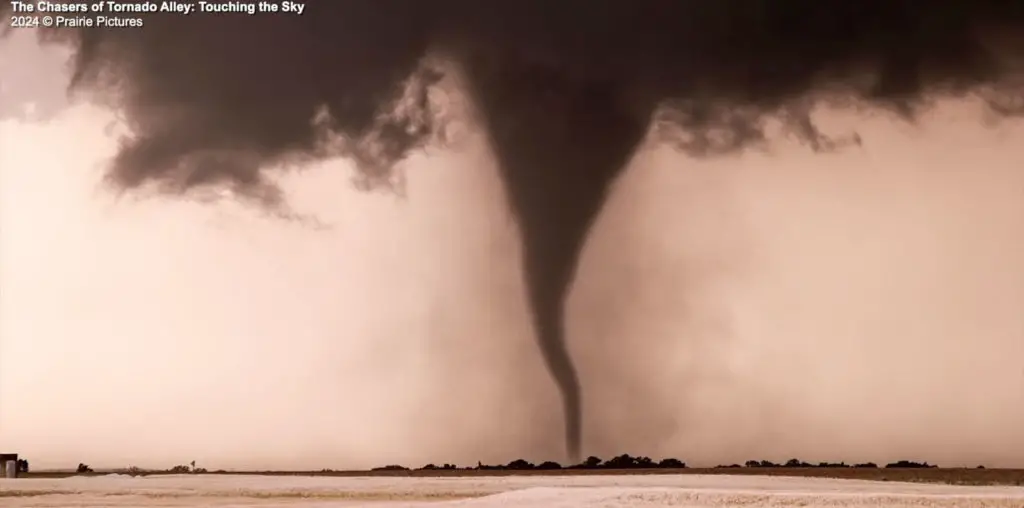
371,455,941,472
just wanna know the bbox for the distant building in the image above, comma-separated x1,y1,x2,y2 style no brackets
0,453,18,478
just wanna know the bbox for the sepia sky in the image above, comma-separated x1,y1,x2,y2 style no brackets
2,32,1024,471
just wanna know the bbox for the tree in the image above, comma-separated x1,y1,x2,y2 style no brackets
603,454,639,469
885,460,935,469
658,458,686,468
506,459,535,470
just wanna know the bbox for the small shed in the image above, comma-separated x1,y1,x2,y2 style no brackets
0,453,19,478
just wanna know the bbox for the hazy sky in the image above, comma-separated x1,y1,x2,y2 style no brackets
2,32,1023,471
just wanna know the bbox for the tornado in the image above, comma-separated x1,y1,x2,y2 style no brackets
5,0,1022,462
458,54,655,460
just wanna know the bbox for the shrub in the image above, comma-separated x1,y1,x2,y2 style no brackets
372,464,409,471
885,460,936,469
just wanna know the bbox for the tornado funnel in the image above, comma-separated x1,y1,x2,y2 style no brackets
462,57,653,461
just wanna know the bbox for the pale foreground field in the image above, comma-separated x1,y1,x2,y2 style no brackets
3,473,1024,508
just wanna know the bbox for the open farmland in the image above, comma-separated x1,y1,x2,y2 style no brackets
4,471,1024,507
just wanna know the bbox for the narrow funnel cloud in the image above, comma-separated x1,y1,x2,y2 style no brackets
6,0,1023,461
459,55,653,460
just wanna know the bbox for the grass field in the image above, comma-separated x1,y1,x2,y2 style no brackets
4,472,1024,507
22,467,1024,486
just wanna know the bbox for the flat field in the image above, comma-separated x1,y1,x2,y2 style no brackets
25,466,1024,485
4,471,1024,507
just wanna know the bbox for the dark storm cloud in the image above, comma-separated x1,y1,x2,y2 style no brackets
7,0,1019,202
6,0,1023,461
